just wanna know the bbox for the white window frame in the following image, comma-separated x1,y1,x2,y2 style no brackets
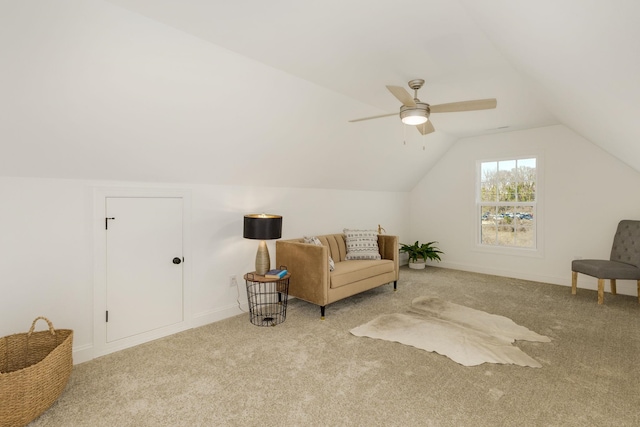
474,154,543,257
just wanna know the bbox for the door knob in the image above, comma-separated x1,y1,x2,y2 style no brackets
172,257,182,265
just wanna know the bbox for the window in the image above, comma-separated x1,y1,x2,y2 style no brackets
478,157,536,249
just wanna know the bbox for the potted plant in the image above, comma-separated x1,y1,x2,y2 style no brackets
400,241,443,269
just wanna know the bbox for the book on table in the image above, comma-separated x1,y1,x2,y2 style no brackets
264,269,288,279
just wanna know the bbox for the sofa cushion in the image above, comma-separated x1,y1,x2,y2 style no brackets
330,259,394,289
343,229,381,260
319,234,347,262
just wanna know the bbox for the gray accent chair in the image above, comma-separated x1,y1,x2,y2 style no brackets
571,220,640,304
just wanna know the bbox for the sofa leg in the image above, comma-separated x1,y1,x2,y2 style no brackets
393,280,397,291
320,306,325,320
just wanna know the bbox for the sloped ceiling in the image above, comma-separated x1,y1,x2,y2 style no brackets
459,0,640,174
1,0,637,191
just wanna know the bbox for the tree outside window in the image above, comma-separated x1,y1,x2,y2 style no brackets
479,158,536,248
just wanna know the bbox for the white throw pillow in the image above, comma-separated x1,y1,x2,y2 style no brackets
304,236,335,271
343,229,381,260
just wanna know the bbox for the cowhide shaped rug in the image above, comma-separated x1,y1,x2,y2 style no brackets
350,296,551,367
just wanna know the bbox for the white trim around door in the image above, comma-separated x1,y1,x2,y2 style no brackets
92,187,192,359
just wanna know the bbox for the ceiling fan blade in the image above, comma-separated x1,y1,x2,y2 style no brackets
416,120,435,135
429,98,497,113
386,85,417,107
348,113,397,123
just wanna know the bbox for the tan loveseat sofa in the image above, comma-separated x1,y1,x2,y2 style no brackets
275,233,399,318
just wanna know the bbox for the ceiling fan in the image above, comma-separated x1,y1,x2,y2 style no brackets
349,79,497,135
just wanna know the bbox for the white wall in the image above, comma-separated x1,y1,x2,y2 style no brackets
410,124,640,295
0,0,449,192
0,176,409,363
4,125,639,364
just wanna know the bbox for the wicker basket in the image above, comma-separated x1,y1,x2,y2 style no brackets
0,317,73,427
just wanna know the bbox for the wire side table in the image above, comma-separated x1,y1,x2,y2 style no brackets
243,272,290,326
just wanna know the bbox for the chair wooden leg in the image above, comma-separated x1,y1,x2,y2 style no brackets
597,279,605,304
610,279,617,295
637,280,640,303
571,271,578,295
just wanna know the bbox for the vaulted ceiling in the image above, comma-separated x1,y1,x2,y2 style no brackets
2,1,638,191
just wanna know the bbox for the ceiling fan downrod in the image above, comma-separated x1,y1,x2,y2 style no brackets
407,79,425,101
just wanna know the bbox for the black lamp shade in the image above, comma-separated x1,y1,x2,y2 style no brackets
243,214,282,240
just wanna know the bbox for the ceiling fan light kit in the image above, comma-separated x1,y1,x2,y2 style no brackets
350,78,497,136
400,103,430,125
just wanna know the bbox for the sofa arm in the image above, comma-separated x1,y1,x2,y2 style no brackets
276,240,330,306
378,235,399,280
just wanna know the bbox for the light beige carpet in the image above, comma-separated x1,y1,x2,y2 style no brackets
350,296,551,367
27,267,640,427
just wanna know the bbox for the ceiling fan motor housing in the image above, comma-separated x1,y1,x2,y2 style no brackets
400,102,430,125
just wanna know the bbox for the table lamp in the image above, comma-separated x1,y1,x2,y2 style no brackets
243,214,282,275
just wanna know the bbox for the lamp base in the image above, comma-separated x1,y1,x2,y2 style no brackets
255,240,270,275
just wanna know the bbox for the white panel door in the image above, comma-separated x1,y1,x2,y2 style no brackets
106,197,184,343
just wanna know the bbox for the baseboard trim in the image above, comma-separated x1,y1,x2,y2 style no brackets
190,303,248,329
433,261,567,287
72,343,94,365
75,303,250,365
432,261,638,297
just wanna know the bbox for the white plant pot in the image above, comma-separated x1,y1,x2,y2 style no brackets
408,261,426,269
